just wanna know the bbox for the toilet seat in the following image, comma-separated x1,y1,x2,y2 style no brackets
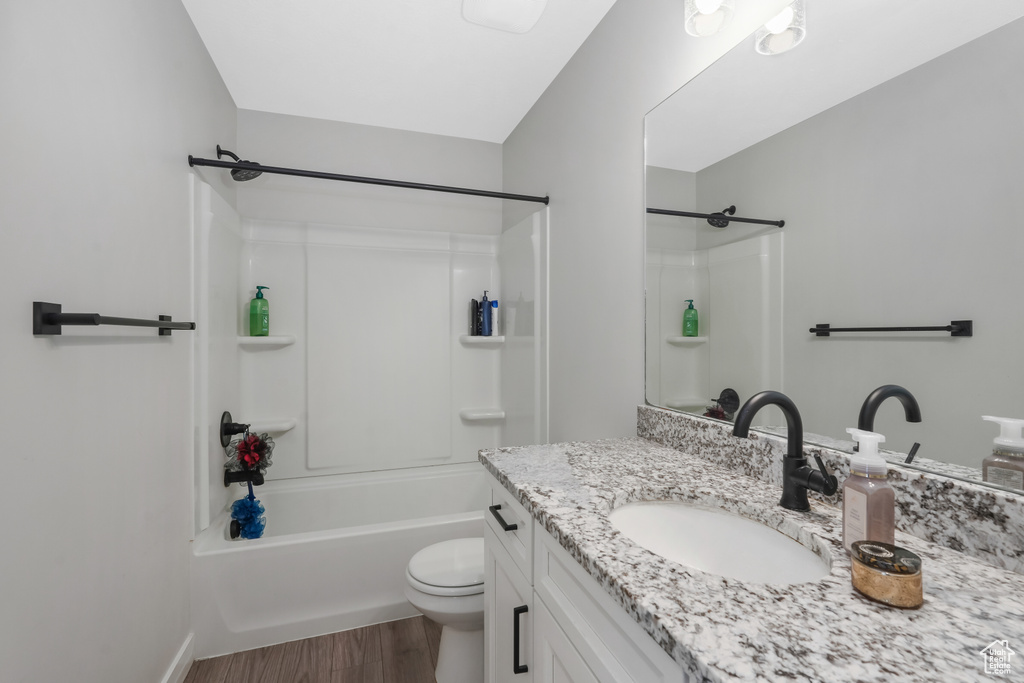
407,537,484,597
406,569,483,597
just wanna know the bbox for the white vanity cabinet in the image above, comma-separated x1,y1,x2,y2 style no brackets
532,598,600,683
484,474,688,683
485,481,534,683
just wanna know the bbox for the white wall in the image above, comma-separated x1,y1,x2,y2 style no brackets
236,110,504,234
502,0,791,442
697,18,1024,466
0,2,236,682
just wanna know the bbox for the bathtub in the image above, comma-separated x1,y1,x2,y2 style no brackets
190,462,487,658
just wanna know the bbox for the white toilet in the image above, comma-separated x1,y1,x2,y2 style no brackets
405,537,485,683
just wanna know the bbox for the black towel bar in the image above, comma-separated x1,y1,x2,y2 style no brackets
33,302,196,336
810,321,972,337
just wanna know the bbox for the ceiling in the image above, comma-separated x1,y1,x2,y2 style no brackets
646,0,1024,172
181,0,617,144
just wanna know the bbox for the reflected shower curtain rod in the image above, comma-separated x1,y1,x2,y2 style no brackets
647,205,785,228
187,154,550,205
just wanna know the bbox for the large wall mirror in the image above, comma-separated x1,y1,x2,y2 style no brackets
645,1,1024,494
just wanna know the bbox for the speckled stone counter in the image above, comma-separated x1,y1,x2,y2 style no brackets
479,437,1024,683
638,404,1024,574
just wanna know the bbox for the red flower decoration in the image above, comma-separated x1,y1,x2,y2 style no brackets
236,434,264,468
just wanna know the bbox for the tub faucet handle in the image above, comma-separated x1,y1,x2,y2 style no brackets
220,410,251,448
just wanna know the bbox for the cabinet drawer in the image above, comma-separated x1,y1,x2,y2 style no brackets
486,476,534,584
534,529,689,683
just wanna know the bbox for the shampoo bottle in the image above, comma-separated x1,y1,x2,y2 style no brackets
480,290,491,336
843,428,894,553
982,416,1024,491
249,286,270,336
490,299,499,337
682,300,699,337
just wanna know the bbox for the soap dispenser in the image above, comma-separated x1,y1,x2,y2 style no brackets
982,416,1024,491
249,286,270,336
843,428,894,553
682,299,699,337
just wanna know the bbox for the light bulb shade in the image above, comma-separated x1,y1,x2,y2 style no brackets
463,0,547,34
684,0,735,38
755,0,806,55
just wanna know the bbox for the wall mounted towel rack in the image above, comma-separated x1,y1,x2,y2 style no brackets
810,321,972,337
33,302,196,336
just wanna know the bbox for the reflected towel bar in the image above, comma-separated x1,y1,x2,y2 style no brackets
33,302,196,336
647,205,785,228
810,321,972,337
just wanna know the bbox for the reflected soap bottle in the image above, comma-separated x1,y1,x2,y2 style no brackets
682,299,699,337
982,416,1024,491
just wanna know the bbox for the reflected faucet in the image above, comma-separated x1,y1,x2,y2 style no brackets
732,391,838,511
857,385,922,458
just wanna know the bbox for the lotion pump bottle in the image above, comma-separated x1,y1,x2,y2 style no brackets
843,428,894,553
249,285,270,336
982,416,1024,491
682,299,699,337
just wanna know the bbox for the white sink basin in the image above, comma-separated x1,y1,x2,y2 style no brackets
608,501,830,585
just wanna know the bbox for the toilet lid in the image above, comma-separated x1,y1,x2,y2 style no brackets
408,538,484,588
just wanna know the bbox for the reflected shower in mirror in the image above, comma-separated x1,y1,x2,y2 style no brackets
644,0,1024,493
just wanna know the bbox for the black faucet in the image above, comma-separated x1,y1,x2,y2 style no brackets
732,391,838,511
857,385,921,458
858,384,921,431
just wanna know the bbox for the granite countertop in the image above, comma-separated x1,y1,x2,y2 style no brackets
480,437,1024,683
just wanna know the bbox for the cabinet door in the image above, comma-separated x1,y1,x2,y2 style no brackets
486,527,533,683
533,599,599,683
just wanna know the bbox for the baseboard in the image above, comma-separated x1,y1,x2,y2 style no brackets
161,632,195,683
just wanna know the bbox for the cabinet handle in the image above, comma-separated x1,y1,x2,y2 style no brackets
513,604,529,674
489,504,519,532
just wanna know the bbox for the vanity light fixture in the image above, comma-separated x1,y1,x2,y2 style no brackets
462,0,547,34
755,0,806,55
684,0,735,37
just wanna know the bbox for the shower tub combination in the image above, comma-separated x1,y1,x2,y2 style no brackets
191,462,487,658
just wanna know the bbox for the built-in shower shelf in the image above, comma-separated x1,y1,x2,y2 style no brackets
247,418,297,434
666,336,708,346
459,408,506,422
459,335,505,347
665,399,708,411
238,335,297,348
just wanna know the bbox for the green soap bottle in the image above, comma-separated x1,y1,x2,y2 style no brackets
682,299,698,337
249,286,270,336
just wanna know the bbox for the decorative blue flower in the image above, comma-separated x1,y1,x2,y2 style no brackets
231,496,266,539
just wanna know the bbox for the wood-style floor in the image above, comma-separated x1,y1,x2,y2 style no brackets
184,615,442,683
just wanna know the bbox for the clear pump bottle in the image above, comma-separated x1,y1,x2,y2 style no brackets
843,428,895,553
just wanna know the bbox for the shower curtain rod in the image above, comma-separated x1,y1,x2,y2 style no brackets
647,207,785,228
187,155,550,205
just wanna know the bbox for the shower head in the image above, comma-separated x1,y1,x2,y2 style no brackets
216,145,263,182
707,205,736,228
